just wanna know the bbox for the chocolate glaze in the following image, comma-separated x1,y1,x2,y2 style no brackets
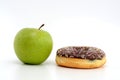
57,46,105,60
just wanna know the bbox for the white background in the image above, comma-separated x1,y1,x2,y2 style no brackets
0,0,120,80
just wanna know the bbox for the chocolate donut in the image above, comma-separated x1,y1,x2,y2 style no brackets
56,46,106,69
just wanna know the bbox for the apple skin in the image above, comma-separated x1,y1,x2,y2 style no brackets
14,27,53,65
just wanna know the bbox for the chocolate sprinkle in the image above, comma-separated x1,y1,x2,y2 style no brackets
57,46,105,60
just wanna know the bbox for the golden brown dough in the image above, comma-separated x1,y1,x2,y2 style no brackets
56,56,106,68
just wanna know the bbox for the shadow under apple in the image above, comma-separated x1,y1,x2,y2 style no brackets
14,61,53,80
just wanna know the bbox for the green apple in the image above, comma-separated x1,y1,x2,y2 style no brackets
14,24,53,65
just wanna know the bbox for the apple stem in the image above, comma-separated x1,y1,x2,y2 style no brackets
38,24,44,30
